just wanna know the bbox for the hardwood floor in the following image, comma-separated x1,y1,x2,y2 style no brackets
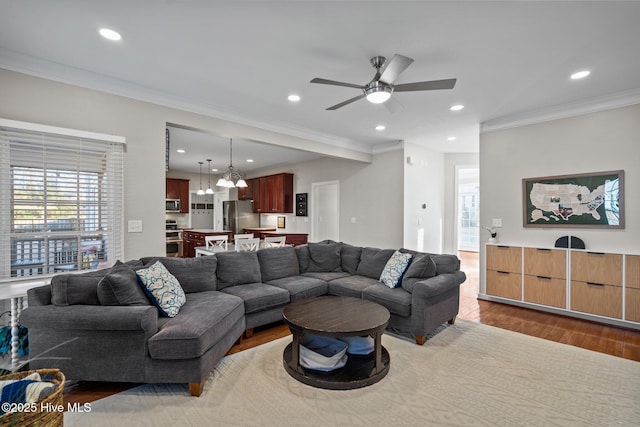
63,251,640,405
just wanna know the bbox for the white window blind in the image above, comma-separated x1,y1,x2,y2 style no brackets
0,119,124,282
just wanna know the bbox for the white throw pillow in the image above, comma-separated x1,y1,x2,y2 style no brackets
379,251,413,288
136,261,186,317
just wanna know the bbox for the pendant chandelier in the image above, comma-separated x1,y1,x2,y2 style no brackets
216,138,247,188
205,159,214,194
196,161,205,195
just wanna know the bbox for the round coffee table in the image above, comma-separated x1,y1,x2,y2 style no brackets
282,296,390,390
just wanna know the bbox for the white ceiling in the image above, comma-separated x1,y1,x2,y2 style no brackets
2,1,640,174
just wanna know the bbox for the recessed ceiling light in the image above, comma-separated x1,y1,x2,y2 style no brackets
246,159,254,163
447,136,457,141
176,149,185,153
211,168,218,172
375,125,386,131
570,70,591,80
450,104,464,111
288,94,301,102
99,28,122,41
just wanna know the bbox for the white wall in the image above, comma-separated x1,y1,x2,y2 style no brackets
403,143,445,253
479,103,640,292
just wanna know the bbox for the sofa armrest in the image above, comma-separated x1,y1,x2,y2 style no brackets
20,305,158,336
412,271,466,299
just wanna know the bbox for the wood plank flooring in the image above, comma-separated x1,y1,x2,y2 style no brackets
63,251,640,405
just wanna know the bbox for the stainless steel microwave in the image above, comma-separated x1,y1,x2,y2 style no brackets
166,199,181,212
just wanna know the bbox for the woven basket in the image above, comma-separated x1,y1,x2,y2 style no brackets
0,368,65,427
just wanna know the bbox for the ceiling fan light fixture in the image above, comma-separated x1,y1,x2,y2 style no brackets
365,86,393,104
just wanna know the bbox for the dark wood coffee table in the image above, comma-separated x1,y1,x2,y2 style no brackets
282,296,390,390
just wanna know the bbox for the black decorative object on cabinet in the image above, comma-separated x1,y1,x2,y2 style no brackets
296,193,308,217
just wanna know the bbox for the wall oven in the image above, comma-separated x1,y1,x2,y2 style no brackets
166,220,183,257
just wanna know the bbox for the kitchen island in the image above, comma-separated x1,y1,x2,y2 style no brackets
182,230,233,258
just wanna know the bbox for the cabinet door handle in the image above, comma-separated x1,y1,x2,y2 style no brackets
497,270,510,275
586,282,605,287
497,245,510,249
587,251,605,255
536,275,552,280
536,248,551,252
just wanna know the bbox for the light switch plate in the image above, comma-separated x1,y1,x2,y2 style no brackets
128,220,143,233
492,218,503,227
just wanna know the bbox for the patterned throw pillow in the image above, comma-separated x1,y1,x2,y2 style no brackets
136,261,186,317
379,251,413,288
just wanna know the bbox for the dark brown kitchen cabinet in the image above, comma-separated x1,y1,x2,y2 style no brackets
253,173,293,213
166,178,190,213
237,179,254,200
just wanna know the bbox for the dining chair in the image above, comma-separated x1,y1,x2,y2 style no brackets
264,236,286,248
234,233,254,242
235,237,260,252
205,235,229,252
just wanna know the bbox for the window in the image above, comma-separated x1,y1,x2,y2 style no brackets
0,119,124,281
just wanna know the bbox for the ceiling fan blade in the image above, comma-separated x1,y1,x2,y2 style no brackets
394,78,457,92
384,96,404,114
310,78,363,89
379,54,414,84
326,94,366,110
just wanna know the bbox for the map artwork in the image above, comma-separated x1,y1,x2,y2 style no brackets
523,171,623,228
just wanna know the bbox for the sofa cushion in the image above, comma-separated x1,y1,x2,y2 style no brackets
139,256,217,293
220,283,290,314
50,269,108,306
258,246,299,282
136,261,186,317
379,251,413,288
302,271,350,282
307,242,342,272
148,291,244,360
97,261,150,306
295,245,310,273
267,276,328,301
401,254,438,292
216,251,262,289
400,249,460,275
341,243,362,275
356,248,395,279
328,275,380,298
362,284,412,318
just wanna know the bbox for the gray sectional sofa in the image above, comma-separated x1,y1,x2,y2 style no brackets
20,241,466,396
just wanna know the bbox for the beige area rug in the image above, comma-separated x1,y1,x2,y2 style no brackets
65,320,640,427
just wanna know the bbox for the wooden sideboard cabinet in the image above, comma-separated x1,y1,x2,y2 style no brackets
523,248,566,309
486,245,522,300
484,243,639,330
626,255,640,322
571,251,623,319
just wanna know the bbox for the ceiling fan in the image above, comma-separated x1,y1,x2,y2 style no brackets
310,54,456,112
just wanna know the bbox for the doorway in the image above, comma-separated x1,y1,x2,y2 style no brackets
311,180,339,242
455,166,480,252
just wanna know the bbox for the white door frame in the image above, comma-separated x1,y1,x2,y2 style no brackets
454,164,480,253
311,180,340,242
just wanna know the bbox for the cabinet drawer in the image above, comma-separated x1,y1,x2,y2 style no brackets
524,248,566,279
571,251,622,286
486,246,522,273
570,281,622,319
523,275,566,308
626,288,640,322
486,270,522,300
626,255,640,290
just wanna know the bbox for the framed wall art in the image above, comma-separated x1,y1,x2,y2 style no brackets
522,170,624,228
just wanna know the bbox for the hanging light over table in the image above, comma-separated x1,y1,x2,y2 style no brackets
216,138,247,188
205,159,214,194
197,161,205,195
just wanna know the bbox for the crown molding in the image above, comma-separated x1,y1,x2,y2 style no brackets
0,49,374,154
481,88,640,133
372,140,404,154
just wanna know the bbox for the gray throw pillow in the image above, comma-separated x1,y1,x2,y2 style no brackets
356,248,395,279
216,251,262,289
258,246,300,282
307,242,342,272
295,245,311,273
97,261,150,306
341,243,362,275
401,254,437,292
140,256,217,293
50,269,108,306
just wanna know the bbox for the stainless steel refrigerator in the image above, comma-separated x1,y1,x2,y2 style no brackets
223,200,259,235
